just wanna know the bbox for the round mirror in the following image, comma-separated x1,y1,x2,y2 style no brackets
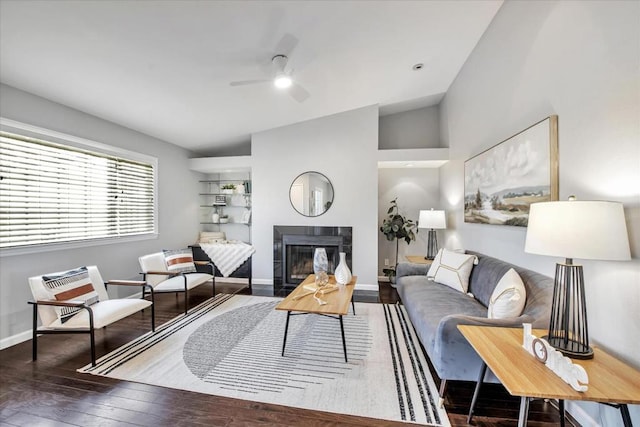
289,171,334,217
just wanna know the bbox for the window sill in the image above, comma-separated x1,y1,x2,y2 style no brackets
0,233,159,258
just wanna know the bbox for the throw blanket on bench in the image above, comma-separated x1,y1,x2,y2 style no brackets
200,241,255,277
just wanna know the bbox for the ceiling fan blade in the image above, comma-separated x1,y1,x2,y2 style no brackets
289,82,310,103
229,79,270,87
273,33,299,57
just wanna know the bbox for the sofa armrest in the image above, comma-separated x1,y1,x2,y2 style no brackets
396,262,429,279
435,313,534,354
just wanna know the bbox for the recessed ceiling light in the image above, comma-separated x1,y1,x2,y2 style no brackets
412,63,424,71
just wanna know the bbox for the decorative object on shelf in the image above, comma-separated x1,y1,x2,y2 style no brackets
525,197,631,359
334,252,352,285
380,198,417,285
211,208,220,224
289,171,334,217
464,115,559,227
213,195,226,206
236,183,245,194
418,209,446,259
313,248,328,274
221,184,236,194
522,324,589,392
241,209,251,224
219,215,229,224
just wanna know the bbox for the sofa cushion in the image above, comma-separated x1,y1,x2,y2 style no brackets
164,248,197,273
42,266,100,324
427,248,478,293
397,276,487,355
488,268,526,319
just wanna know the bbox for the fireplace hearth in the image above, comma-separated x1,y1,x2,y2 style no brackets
274,226,352,291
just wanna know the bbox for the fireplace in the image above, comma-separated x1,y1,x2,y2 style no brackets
274,226,352,290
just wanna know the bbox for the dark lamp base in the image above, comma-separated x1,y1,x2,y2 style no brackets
543,335,594,360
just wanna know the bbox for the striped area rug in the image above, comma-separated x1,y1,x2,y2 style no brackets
79,294,449,426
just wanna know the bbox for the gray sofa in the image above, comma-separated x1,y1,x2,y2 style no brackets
396,251,554,384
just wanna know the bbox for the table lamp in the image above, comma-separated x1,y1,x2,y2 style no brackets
524,197,630,359
418,209,447,260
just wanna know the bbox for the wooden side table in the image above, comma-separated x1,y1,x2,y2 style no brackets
404,255,433,265
458,325,640,427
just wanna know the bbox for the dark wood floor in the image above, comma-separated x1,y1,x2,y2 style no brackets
0,281,573,426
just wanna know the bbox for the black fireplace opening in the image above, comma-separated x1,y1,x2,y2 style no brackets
286,244,339,283
274,226,352,291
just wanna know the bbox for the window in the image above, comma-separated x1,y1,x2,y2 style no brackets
0,121,156,252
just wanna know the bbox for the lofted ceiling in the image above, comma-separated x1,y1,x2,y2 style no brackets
0,0,502,155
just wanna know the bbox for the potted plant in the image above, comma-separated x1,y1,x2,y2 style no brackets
219,214,229,224
221,184,236,194
380,198,417,285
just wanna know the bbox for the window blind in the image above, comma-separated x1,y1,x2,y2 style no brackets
0,131,155,249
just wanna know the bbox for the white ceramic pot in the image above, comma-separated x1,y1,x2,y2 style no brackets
334,252,352,285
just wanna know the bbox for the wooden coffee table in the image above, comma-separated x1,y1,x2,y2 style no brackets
459,325,640,427
275,274,357,362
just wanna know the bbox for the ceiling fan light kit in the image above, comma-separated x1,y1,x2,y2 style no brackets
229,50,310,102
274,73,292,89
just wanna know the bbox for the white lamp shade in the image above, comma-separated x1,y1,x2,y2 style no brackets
418,209,446,229
525,200,630,261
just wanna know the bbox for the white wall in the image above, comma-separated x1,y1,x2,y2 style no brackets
252,105,379,289
439,1,640,424
378,168,440,276
379,105,440,149
0,83,201,345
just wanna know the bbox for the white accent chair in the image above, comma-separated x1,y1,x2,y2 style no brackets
138,252,214,314
28,266,154,367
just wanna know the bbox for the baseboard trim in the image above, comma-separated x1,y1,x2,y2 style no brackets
252,278,273,286
0,330,31,350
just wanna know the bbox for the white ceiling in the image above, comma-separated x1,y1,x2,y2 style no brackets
0,0,502,155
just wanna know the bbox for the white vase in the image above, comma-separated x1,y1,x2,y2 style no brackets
334,252,352,285
211,212,219,223
313,248,328,273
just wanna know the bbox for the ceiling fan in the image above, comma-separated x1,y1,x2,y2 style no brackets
229,53,310,103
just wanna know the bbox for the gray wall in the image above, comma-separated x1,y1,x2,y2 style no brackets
439,1,639,424
252,105,379,288
0,83,202,346
379,105,440,149
378,168,440,276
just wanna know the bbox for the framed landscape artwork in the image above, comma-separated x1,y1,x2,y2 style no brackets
464,116,558,227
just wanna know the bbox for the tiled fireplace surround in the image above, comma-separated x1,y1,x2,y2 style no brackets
273,226,353,292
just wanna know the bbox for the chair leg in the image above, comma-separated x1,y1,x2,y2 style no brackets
150,290,155,332
32,303,38,361
90,329,96,367
87,307,96,367
184,289,188,314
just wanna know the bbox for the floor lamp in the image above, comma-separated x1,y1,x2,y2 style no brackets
524,198,630,359
418,209,446,260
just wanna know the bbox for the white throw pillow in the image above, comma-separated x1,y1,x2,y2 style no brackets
427,248,478,293
488,268,527,319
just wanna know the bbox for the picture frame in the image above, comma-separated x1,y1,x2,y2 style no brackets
464,115,558,227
